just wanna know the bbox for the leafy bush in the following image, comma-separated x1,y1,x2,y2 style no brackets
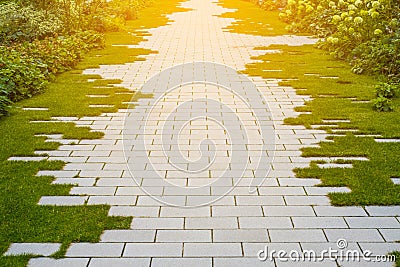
0,95,12,116
375,82,397,98
248,0,287,11
0,31,104,115
0,47,48,102
372,96,394,112
0,2,63,44
279,0,400,80
0,0,149,116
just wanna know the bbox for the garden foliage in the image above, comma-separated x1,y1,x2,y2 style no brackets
0,0,151,116
278,0,399,81
271,0,399,111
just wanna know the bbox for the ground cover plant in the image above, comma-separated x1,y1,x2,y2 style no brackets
0,1,188,266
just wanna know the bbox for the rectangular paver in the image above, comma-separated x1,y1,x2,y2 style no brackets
239,217,292,229
131,218,184,229
213,229,268,242
212,206,262,217
123,243,182,257
4,243,61,256
100,230,155,242
324,229,385,242
66,243,124,257
185,217,238,229
183,243,242,257
89,258,150,267
269,229,327,242
156,230,211,242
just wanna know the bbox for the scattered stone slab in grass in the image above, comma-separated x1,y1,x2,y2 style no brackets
316,163,353,169
374,139,400,143
391,178,400,185
29,258,89,267
22,107,49,111
38,196,88,206
4,243,61,256
8,156,48,161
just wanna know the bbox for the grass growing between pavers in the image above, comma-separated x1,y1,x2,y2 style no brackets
0,1,188,266
221,0,400,206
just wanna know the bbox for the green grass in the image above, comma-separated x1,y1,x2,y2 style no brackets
222,0,400,205
218,0,306,36
0,0,188,265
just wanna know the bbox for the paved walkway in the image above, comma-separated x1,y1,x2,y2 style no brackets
5,0,400,266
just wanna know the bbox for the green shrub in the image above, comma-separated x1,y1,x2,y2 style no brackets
0,31,104,115
279,0,400,81
372,96,394,112
0,94,12,116
0,47,48,102
375,82,397,98
0,2,63,44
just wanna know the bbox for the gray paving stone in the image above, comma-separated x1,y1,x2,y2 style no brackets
87,196,137,205
269,230,327,242
300,242,362,255
37,170,79,178
239,217,292,229
292,217,348,228
89,258,150,267
117,186,163,196
275,260,337,267
213,229,268,242
109,206,160,217
313,206,367,216
183,243,242,257
156,230,211,242
358,242,400,256
278,178,320,187
345,217,400,228
213,258,274,267
38,196,87,206
284,196,331,205
324,229,384,242
337,260,394,267
28,258,89,267
365,206,400,216
160,207,210,217
80,170,123,178
70,186,116,195
263,206,315,217
379,229,400,242
100,230,155,242
235,196,285,205
242,242,302,258
52,178,96,186
131,218,184,229
258,187,306,195
5,243,61,256
304,187,351,195
64,163,104,171
212,206,262,217
123,243,182,257
185,217,238,229
151,258,212,267
96,178,136,186
66,243,124,257
186,196,235,206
